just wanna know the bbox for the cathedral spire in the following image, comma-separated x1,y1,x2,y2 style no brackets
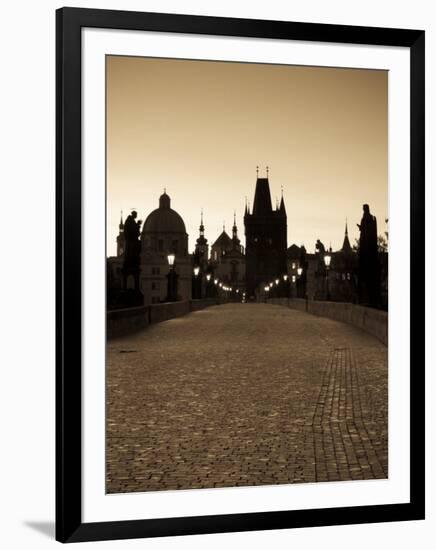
199,209,205,236
196,209,208,250
279,187,286,215
119,210,124,230
342,218,352,253
232,211,238,239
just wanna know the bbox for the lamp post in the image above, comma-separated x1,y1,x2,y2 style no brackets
282,274,289,299
296,266,303,298
205,272,212,298
192,266,201,299
291,274,297,298
166,253,178,302
324,252,331,300
264,285,270,303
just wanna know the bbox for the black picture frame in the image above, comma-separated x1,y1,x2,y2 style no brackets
56,7,425,543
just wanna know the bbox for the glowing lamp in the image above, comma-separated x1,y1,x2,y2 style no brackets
167,254,175,266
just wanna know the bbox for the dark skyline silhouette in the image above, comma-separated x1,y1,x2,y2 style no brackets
107,56,388,257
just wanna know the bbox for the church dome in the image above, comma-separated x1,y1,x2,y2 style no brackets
142,192,187,234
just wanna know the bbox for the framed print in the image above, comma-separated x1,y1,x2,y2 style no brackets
56,7,425,543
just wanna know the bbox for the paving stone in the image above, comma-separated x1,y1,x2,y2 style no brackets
106,303,388,493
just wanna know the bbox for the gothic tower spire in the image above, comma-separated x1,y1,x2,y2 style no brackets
342,218,352,253
244,165,287,297
195,209,208,260
199,209,205,237
279,186,286,215
252,171,273,215
116,210,125,257
232,211,238,240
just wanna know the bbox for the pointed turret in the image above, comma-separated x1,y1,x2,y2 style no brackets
196,210,208,246
195,209,208,263
232,211,238,240
116,210,125,257
279,187,286,215
252,176,273,215
199,209,205,237
342,219,352,253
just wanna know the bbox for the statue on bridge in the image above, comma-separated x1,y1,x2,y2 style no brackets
122,210,142,291
357,204,380,307
315,239,325,256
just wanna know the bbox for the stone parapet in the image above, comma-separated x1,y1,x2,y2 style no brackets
268,298,388,346
107,299,217,339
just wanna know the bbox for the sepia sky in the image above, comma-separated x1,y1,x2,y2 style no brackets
106,56,387,257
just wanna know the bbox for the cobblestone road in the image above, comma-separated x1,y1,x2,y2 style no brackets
106,303,388,493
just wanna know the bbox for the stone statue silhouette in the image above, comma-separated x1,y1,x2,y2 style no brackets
122,210,142,291
315,239,325,256
357,204,380,307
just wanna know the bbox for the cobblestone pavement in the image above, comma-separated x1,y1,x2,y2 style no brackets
106,303,388,493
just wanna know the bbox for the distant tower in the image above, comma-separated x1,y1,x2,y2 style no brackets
231,211,244,253
116,211,125,257
244,167,287,297
342,219,352,253
194,210,209,265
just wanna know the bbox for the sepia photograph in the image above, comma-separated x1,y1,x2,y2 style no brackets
105,55,388,494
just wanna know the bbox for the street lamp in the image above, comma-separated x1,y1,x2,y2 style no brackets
288,274,297,299
324,253,331,300
204,272,213,298
214,278,218,285
166,254,178,302
296,266,304,298
192,266,201,299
